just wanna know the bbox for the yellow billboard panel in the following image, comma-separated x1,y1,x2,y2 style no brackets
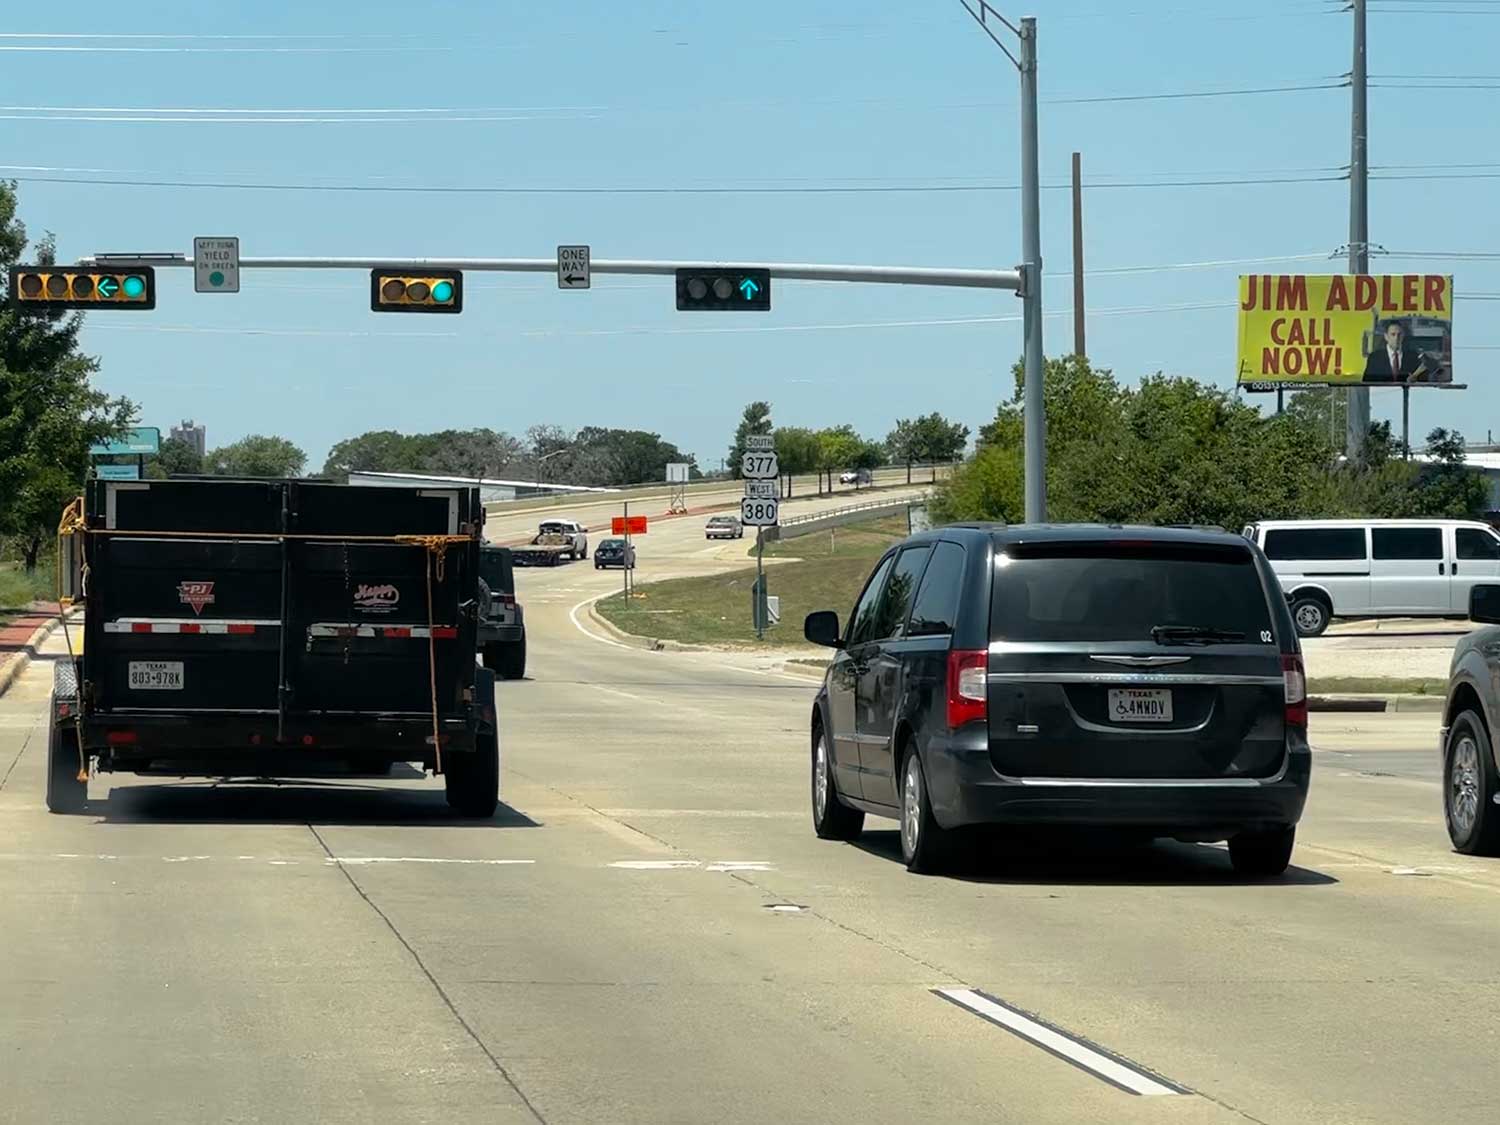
1236,274,1453,386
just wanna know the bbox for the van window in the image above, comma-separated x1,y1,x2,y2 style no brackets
991,542,1274,643
1372,527,1442,561
1262,527,1366,561
907,541,966,637
872,546,931,640
847,554,895,647
1457,528,1500,561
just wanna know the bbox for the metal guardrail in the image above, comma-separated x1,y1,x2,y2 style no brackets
768,493,932,540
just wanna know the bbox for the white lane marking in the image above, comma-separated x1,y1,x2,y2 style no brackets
705,861,774,872
163,855,213,863
934,988,1189,1097
326,857,535,866
568,595,633,650
607,860,701,870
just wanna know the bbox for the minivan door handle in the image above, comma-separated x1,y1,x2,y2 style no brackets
1439,562,1446,576
1453,561,1459,575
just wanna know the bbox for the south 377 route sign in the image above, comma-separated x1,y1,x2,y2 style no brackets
740,451,779,480
741,496,779,527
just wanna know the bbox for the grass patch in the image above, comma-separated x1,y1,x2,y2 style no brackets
598,516,909,646
0,565,52,612
1307,676,1447,696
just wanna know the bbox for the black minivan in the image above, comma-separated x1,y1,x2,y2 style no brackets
803,524,1311,876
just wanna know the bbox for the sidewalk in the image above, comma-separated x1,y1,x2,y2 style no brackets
0,603,74,697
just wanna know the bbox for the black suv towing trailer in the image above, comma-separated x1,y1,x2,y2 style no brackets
48,478,499,817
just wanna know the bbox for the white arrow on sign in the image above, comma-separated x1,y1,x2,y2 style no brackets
557,244,591,289
741,451,779,480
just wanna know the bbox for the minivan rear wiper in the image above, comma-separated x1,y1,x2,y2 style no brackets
1150,624,1247,645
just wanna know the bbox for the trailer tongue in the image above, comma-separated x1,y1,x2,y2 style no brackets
49,478,499,817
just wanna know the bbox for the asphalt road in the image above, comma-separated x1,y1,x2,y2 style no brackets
1,500,1494,1124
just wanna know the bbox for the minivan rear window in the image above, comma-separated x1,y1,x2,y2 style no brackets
1263,527,1366,560
991,542,1275,643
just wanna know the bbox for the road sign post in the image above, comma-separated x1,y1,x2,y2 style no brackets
557,245,591,290
194,237,240,293
666,461,690,513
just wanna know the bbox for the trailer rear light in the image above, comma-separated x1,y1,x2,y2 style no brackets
56,702,71,718
945,649,988,729
301,734,316,746
1282,653,1307,729
106,730,137,745
497,594,516,608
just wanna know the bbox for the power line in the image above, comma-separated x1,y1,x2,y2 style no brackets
1046,80,1346,104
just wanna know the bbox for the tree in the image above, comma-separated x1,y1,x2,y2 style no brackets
0,182,135,571
912,412,969,480
886,418,921,484
815,425,861,494
773,426,820,497
417,428,525,480
322,430,417,479
850,438,886,489
729,401,773,479
208,435,306,478
144,436,205,480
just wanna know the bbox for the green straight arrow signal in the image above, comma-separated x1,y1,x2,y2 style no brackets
738,277,761,300
96,276,119,298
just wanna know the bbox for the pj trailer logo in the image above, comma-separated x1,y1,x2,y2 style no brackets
177,580,215,615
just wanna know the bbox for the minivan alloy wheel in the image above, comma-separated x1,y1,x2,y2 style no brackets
1451,734,1481,836
814,734,829,821
902,756,922,857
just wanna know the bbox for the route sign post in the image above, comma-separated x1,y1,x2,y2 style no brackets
194,237,240,293
557,245,591,290
666,461,689,512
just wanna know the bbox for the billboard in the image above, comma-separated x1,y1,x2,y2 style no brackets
1236,274,1453,387
89,426,160,455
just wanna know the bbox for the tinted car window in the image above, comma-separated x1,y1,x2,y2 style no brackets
907,541,965,637
871,546,931,640
990,542,1275,643
1372,527,1442,560
1457,528,1500,560
847,554,894,647
479,549,514,594
1262,527,1366,560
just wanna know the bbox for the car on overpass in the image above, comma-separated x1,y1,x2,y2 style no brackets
803,523,1309,877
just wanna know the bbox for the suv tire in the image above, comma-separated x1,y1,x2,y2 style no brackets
1445,710,1500,855
811,725,863,840
1228,825,1295,877
899,749,953,874
498,637,526,681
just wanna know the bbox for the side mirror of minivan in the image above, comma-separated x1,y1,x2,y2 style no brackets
1471,584,1500,625
804,610,842,649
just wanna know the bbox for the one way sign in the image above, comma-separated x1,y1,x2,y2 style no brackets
557,245,590,290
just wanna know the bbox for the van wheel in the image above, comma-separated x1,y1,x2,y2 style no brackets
1228,825,1295,878
46,714,87,814
1290,594,1331,637
811,725,863,840
444,730,499,818
900,749,953,874
1445,711,1500,855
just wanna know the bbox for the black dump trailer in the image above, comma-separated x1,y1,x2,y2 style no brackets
48,478,498,816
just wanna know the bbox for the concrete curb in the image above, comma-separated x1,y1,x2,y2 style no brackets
0,607,82,700
584,599,707,654
1307,692,1445,714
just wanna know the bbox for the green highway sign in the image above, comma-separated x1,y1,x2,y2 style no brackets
96,463,142,481
89,426,160,456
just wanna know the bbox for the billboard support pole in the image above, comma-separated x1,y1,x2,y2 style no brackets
1402,386,1410,460
1346,0,1371,464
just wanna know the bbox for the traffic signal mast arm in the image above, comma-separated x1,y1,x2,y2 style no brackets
76,255,1023,292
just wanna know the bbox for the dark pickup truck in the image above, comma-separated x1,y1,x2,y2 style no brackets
48,477,499,816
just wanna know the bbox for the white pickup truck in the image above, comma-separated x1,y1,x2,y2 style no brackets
513,519,589,567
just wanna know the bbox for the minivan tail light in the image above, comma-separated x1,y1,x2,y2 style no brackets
1281,653,1307,728
946,649,988,729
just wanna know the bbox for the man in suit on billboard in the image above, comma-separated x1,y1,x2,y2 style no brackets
1363,320,1421,382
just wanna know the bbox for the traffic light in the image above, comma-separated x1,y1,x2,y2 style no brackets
8,265,156,311
675,267,771,311
369,267,463,313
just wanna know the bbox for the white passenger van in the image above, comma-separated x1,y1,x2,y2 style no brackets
1242,519,1500,636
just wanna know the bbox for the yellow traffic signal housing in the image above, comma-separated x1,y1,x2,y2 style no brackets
369,268,463,313
9,266,156,310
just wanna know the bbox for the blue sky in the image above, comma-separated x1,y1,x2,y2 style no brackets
3,0,1498,471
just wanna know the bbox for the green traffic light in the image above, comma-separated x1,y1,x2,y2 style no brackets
122,275,146,299
431,280,454,303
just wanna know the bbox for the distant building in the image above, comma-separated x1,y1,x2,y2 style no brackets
170,419,206,456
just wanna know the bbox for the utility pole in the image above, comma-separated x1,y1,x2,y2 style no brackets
959,2,1046,522
1071,151,1085,359
1346,0,1370,464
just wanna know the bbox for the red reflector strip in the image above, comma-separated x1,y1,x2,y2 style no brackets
227,624,255,635
180,623,200,635
105,620,276,634
306,623,458,639
384,627,411,639
432,626,458,639
131,622,152,634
